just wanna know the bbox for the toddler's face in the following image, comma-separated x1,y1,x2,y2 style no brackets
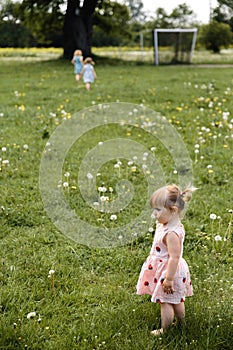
152,206,173,224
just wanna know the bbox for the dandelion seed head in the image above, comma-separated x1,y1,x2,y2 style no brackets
214,235,222,241
2,159,9,165
210,213,217,220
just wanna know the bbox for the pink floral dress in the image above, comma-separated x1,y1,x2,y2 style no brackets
136,223,193,304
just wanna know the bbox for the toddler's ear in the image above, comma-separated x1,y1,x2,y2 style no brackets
171,206,178,213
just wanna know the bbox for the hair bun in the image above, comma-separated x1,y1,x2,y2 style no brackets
181,186,198,202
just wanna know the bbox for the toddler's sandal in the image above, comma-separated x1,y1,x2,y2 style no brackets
151,328,164,336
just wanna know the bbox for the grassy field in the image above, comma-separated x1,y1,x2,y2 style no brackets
0,49,233,349
1,46,233,64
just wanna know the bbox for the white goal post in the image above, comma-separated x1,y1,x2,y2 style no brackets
153,28,198,65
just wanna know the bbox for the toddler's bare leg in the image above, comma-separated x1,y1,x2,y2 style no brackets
173,302,185,323
151,303,175,335
161,303,175,330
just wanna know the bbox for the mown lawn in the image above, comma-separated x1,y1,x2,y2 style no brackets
0,52,233,349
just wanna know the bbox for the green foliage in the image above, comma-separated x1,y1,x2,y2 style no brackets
124,0,145,22
217,0,233,8
146,3,197,31
169,3,197,28
0,50,233,349
213,4,233,31
94,1,131,46
19,2,64,47
0,21,36,47
0,1,200,49
199,21,232,53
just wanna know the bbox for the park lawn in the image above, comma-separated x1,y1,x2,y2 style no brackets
0,56,233,349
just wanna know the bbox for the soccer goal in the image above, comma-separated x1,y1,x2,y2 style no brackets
153,28,197,65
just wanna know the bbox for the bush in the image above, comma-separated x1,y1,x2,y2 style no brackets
198,21,232,53
0,21,36,47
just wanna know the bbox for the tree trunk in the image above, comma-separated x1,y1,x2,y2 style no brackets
63,0,98,60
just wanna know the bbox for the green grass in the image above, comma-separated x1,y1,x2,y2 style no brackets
0,50,233,349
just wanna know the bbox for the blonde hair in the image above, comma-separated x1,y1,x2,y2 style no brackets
84,57,94,65
74,49,82,56
150,184,196,213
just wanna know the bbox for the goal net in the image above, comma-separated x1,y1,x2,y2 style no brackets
153,28,197,65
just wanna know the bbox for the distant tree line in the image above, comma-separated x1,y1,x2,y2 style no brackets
0,0,232,55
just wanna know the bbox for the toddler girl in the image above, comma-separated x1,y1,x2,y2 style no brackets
136,184,195,335
71,49,83,83
81,57,97,91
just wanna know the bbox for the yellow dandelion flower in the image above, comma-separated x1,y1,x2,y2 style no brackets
208,169,214,173
223,145,228,148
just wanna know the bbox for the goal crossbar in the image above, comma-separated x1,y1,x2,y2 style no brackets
153,28,198,65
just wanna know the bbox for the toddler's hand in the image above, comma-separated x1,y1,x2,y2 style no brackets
163,278,174,294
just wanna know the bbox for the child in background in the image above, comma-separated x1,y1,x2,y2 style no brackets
71,49,83,83
81,57,97,91
136,184,195,335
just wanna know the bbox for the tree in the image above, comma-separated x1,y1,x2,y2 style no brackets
147,3,197,30
63,0,99,59
18,1,64,47
213,2,233,31
19,0,101,59
93,1,130,46
123,0,145,21
199,21,232,53
151,8,171,28
0,0,36,46
217,0,233,7
169,3,197,28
